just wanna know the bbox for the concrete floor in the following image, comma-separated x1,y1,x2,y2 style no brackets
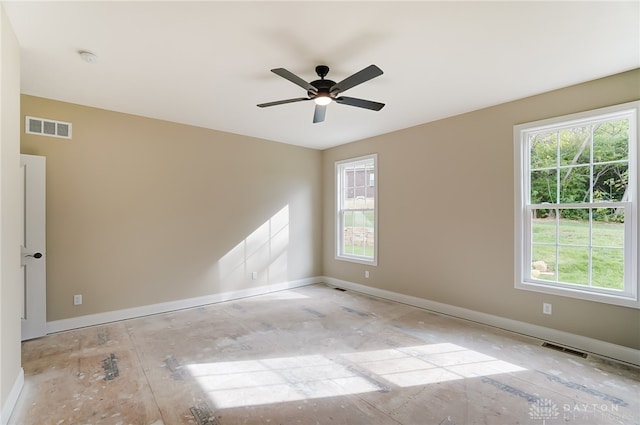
10,284,640,425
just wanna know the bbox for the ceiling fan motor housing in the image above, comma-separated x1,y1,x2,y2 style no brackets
309,65,334,99
309,78,336,99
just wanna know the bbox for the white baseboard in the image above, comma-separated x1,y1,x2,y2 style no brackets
1,368,24,425
43,275,639,366
322,277,640,367
47,277,321,334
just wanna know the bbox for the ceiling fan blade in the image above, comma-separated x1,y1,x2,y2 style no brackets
271,68,318,94
330,65,383,94
257,97,310,108
336,96,385,111
313,104,327,123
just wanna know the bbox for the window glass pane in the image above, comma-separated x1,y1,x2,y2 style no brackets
342,169,351,205
532,208,556,220
365,195,375,210
558,210,590,245
531,244,556,281
364,171,371,198
347,168,356,200
342,211,355,255
530,170,556,203
559,166,589,204
557,246,589,285
353,196,366,209
532,214,556,244
558,207,589,222
343,160,375,209
591,248,624,290
559,126,591,166
593,119,629,163
593,208,624,247
593,163,628,202
354,170,365,199
343,210,374,258
530,132,557,169
365,168,375,208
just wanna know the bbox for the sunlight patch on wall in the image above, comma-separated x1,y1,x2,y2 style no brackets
218,205,289,289
186,343,525,409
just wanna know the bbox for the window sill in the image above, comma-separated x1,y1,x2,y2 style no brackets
515,280,639,309
336,255,377,266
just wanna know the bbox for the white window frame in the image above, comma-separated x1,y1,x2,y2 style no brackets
514,101,639,308
336,154,378,265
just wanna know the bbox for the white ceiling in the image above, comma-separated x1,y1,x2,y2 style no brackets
4,1,639,150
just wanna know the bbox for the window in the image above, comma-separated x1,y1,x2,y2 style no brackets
514,101,638,308
336,154,377,265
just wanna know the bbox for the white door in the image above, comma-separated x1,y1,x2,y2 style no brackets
20,154,47,341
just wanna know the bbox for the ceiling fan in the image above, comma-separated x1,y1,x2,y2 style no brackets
257,64,385,123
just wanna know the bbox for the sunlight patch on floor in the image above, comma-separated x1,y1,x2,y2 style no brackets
341,343,525,387
187,354,379,408
186,343,526,409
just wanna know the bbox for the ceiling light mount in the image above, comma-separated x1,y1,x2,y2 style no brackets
315,65,330,79
78,50,98,64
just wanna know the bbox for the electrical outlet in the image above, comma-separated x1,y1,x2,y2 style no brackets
365,270,369,279
252,271,258,280
73,294,83,306
543,303,552,315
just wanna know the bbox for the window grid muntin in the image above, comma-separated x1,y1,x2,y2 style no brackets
516,101,638,307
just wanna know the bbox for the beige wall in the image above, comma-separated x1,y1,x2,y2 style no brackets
1,4,22,420
21,96,322,321
16,69,640,353
323,69,640,350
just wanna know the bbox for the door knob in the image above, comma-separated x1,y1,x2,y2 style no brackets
25,252,43,259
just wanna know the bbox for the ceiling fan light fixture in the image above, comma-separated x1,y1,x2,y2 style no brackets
314,95,332,106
